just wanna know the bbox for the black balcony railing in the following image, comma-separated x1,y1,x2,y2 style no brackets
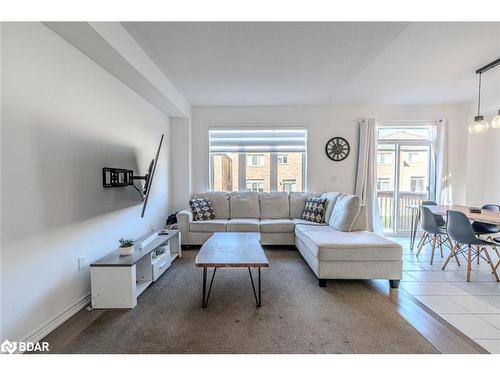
377,191,427,232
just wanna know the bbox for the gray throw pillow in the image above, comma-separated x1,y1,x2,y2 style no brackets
328,194,362,231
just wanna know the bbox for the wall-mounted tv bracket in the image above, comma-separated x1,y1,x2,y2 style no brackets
102,167,152,199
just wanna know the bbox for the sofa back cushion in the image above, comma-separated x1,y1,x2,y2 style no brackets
192,192,230,219
329,194,362,232
229,192,260,218
320,192,342,223
259,192,289,219
289,192,322,219
351,205,368,231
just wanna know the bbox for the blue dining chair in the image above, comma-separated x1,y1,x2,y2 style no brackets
471,204,500,265
422,200,446,227
416,206,455,265
442,210,499,282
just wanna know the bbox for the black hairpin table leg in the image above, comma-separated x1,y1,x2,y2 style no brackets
202,267,216,308
248,267,262,307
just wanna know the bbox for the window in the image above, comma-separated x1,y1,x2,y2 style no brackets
377,151,392,165
209,129,307,192
377,178,391,191
246,179,264,192
410,176,425,193
281,179,297,193
247,153,264,166
408,152,419,162
277,154,288,164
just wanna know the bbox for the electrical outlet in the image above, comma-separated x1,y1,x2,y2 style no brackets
78,256,86,271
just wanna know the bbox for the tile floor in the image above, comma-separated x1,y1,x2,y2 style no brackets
390,236,500,354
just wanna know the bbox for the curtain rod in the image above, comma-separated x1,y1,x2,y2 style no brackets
476,57,500,74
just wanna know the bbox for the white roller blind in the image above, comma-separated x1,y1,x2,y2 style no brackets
209,129,307,153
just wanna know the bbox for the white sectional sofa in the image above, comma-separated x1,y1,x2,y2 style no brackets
176,191,402,288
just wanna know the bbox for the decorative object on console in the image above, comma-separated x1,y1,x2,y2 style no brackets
469,57,500,134
119,238,135,256
302,197,328,223
190,198,216,221
325,136,350,161
138,232,158,249
469,207,482,214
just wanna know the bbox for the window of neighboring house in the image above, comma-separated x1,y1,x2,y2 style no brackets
377,151,392,165
277,153,288,164
281,179,297,193
246,179,264,192
247,153,264,167
410,176,425,193
209,128,307,192
377,178,391,191
408,152,419,162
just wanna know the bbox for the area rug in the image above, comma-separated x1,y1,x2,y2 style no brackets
59,248,439,354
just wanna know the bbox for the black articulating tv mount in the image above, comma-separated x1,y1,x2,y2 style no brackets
102,160,154,198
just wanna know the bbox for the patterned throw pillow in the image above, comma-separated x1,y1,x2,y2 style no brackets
189,198,216,221
301,197,328,223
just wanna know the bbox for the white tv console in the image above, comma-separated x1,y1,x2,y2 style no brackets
90,230,181,309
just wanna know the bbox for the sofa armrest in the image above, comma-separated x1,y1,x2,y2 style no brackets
176,209,193,244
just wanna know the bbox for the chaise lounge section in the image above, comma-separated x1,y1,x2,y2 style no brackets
177,191,402,287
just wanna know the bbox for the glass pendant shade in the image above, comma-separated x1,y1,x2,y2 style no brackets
468,115,489,134
492,110,500,129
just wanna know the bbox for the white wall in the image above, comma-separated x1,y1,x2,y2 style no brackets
170,117,192,212
186,104,469,207
1,23,171,342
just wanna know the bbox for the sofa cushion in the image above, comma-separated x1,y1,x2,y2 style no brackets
292,219,327,226
190,219,228,233
229,192,260,218
227,218,260,232
329,194,361,232
260,219,295,233
302,197,328,223
320,192,342,223
295,225,402,262
351,205,367,231
193,192,230,219
259,192,289,219
189,198,216,221
289,192,322,219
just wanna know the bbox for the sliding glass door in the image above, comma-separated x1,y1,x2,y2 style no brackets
376,126,433,234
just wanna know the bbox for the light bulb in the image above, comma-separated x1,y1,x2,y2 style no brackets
492,110,500,129
468,115,489,134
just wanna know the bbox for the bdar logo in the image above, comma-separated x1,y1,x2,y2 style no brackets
1,340,17,354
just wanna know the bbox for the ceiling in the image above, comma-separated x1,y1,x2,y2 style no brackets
123,22,500,107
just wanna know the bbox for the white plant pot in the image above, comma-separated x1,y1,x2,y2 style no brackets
119,245,134,256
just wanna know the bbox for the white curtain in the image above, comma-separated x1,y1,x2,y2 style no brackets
355,118,382,234
431,118,451,204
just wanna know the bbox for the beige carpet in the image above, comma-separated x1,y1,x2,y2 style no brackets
59,248,438,354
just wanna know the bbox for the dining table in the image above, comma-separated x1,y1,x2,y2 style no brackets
408,204,500,250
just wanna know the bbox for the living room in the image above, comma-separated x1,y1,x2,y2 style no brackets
1,0,500,372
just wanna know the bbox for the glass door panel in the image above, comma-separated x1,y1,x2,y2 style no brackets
376,144,396,233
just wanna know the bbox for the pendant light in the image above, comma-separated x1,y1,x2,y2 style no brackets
492,110,500,129
468,73,489,134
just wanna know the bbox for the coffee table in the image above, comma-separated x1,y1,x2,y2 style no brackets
195,232,269,308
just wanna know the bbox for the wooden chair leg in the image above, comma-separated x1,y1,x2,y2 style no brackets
477,245,481,265
430,235,437,265
482,248,500,282
467,245,472,282
442,244,456,270
416,233,428,257
439,236,444,258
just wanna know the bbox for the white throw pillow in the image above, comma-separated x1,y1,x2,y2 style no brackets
328,194,362,232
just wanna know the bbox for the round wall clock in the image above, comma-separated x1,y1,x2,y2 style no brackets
325,137,350,161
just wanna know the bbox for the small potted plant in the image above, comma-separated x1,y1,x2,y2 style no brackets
119,238,135,256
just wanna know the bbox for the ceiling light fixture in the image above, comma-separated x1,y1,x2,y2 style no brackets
469,57,500,134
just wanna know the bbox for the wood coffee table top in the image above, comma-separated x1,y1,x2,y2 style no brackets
195,232,269,268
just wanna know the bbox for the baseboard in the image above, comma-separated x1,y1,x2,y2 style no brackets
22,293,91,347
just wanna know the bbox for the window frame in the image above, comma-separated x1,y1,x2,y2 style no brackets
208,126,308,192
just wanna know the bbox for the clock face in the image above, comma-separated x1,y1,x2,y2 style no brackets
325,137,350,161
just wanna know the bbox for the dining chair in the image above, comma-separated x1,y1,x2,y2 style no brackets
421,200,446,227
417,206,455,265
472,204,500,265
442,210,499,282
